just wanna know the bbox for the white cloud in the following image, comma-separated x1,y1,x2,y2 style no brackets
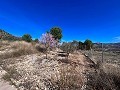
61,39,72,43
61,39,67,42
113,36,120,43
61,39,85,43
115,36,120,40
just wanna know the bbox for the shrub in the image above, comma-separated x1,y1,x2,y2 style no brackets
84,39,93,50
34,38,39,43
22,34,32,42
0,40,10,46
49,65,83,90
2,66,21,88
86,64,120,90
35,44,46,53
0,41,38,59
50,27,62,41
60,42,76,59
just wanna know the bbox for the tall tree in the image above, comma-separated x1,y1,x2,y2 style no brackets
22,34,32,42
84,39,93,50
50,27,62,42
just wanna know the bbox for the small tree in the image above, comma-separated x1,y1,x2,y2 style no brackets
84,39,93,50
50,27,62,42
78,41,84,50
40,33,57,59
22,34,32,42
34,39,39,43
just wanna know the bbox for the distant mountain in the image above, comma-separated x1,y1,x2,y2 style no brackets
0,29,22,41
93,43,120,52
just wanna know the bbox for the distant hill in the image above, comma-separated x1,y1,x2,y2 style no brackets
0,29,22,41
93,43,120,52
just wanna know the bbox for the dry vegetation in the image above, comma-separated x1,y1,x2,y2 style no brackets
0,41,38,59
0,41,88,90
49,64,84,90
83,50,120,90
0,41,120,90
86,65,120,90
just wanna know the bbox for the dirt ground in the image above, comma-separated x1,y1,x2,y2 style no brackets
0,42,95,90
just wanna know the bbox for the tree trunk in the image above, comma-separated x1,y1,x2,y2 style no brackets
46,53,47,59
67,53,69,60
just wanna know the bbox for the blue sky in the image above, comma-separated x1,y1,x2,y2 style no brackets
0,0,120,43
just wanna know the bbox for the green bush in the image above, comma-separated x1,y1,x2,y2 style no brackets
50,27,62,41
22,34,32,42
84,39,93,50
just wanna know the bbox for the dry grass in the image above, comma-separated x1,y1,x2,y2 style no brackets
35,43,46,53
0,41,38,59
0,40,10,46
0,40,10,49
10,41,35,50
86,63,120,90
2,67,20,81
82,50,120,90
2,66,21,88
48,65,83,90
103,63,120,75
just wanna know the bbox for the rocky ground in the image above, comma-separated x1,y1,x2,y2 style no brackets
0,67,17,90
0,41,95,90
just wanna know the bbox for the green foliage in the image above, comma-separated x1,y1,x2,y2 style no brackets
22,34,32,42
34,38,39,43
50,27,62,41
61,39,93,51
84,39,93,50
78,41,84,50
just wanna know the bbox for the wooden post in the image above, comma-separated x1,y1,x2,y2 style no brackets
102,43,104,63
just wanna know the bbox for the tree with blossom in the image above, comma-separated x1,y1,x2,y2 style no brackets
40,32,57,59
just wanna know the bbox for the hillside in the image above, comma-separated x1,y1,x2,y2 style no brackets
0,29,21,41
93,43,120,52
0,41,95,90
0,41,120,90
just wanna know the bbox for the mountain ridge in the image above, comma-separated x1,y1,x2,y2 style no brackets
0,29,22,41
